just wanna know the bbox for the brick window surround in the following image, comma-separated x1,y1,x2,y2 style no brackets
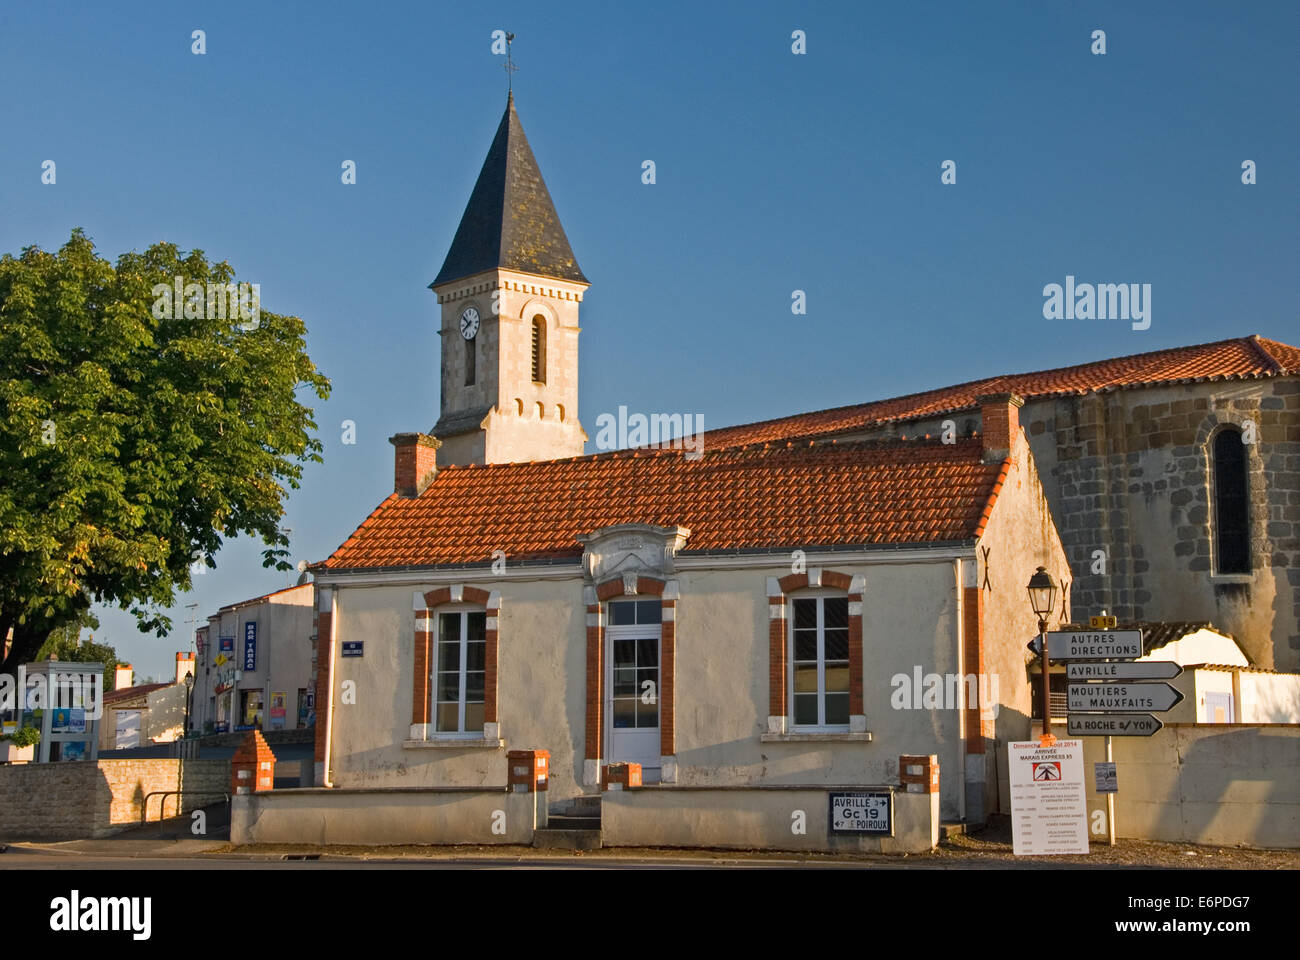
584,573,679,785
766,569,867,735
411,586,501,741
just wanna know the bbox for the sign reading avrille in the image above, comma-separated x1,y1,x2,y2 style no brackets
828,792,892,835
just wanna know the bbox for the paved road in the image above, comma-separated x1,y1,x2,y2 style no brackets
0,850,973,869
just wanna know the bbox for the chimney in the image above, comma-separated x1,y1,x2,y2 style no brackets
976,393,1024,463
389,432,441,498
115,663,134,690
175,651,196,685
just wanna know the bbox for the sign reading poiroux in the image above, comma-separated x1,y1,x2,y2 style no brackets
1008,739,1089,855
829,792,892,835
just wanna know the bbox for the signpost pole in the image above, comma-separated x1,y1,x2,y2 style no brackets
1039,618,1052,740
1105,734,1116,846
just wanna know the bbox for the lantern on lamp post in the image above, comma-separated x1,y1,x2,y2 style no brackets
1026,566,1057,737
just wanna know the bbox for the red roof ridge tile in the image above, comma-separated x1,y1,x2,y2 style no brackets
697,333,1299,450
317,434,999,570
974,456,1013,539
1246,333,1296,374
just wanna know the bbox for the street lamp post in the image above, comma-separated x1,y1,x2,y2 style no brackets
183,672,195,738
1026,566,1058,740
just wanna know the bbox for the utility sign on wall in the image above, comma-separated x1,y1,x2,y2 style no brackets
1095,762,1118,793
829,792,892,835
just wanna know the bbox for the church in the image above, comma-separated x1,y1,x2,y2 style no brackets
302,91,1071,837
301,91,1299,843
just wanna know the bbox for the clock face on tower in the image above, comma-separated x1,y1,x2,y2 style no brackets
459,307,480,340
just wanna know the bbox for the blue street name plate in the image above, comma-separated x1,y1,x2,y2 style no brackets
342,641,364,658
829,791,893,835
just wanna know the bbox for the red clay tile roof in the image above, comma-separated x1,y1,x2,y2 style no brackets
321,437,1006,570
701,335,1300,449
103,682,175,706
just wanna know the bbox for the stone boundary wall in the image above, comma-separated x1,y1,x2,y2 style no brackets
1076,723,1300,848
0,758,229,840
200,728,314,749
601,785,938,854
231,786,540,846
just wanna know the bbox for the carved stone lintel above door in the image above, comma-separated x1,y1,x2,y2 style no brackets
576,523,691,584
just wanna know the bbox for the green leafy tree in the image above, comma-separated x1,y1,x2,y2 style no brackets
37,613,119,694
0,229,330,677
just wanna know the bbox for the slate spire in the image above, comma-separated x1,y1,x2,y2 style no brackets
431,92,587,287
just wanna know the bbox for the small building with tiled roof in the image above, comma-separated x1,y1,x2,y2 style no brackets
695,335,1300,673
304,94,1077,829
99,681,186,751
314,406,1067,824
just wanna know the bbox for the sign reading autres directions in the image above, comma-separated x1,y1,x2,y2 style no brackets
1048,630,1143,661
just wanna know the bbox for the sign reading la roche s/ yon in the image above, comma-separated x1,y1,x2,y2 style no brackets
828,791,892,835
1007,739,1089,855
1067,713,1163,737
243,622,257,671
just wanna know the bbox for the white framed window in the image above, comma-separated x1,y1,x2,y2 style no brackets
789,592,850,730
434,608,486,736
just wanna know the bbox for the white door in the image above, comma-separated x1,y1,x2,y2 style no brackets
115,710,141,748
606,599,661,775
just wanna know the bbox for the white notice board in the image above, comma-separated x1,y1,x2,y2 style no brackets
1008,739,1089,855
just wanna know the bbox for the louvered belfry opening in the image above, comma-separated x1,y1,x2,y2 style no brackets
531,315,546,383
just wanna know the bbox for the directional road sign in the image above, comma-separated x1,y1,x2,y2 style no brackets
1067,713,1163,737
1067,661,1183,681
1048,630,1143,660
1068,682,1184,713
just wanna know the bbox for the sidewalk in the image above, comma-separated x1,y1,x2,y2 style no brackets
7,822,1297,868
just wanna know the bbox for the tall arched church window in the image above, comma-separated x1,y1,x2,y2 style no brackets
1212,427,1250,574
531,315,546,384
465,334,476,386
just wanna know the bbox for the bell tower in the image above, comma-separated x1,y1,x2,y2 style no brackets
429,92,588,466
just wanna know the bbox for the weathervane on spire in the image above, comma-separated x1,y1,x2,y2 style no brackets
503,32,518,91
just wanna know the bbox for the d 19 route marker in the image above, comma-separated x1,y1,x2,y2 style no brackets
1068,682,1184,713
1067,661,1183,681
1067,713,1163,737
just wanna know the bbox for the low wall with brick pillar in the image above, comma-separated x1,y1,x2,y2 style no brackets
899,753,941,850
232,748,552,846
231,731,276,794
602,762,642,790
601,781,938,855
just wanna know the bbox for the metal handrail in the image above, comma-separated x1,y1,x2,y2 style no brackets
140,790,231,826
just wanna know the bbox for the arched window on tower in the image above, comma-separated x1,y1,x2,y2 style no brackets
1212,427,1250,574
464,334,476,386
531,315,546,384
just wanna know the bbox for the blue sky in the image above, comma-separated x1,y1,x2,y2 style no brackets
2,1,1296,677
